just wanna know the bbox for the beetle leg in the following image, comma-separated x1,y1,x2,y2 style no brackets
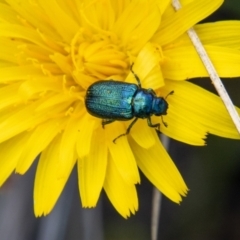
161,116,168,127
102,119,115,129
113,118,138,143
130,63,142,88
147,117,160,131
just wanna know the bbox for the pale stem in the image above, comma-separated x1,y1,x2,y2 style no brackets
151,189,162,240
151,135,170,240
172,0,240,134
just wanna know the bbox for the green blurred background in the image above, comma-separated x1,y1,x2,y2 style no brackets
0,1,240,240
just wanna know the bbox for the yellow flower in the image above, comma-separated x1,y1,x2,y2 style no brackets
0,0,240,218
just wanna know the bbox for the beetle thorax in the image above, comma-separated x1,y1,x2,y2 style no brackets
133,89,155,118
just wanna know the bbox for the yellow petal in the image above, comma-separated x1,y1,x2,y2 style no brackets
34,135,75,216
106,121,140,185
0,2,19,24
0,102,46,143
129,119,156,149
161,80,240,144
83,0,116,30
157,0,171,15
59,114,81,177
155,107,207,146
0,132,31,186
0,37,19,63
195,21,240,49
0,83,21,110
38,0,79,42
130,134,188,203
128,5,160,54
0,23,49,50
35,94,75,112
18,76,62,100
104,155,138,218
76,113,99,158
113,1,160,53
172,21,240,49
16,118,67,174
0,65,43,83
78,126,107,207
163,45,240,80
154,0,223,46
126,42,165,89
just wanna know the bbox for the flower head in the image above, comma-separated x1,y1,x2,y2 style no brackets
0,0,240,218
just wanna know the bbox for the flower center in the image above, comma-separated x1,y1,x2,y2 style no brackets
70,30,129,88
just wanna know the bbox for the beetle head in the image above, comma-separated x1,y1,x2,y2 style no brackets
153,91,174,116
153,97,168,116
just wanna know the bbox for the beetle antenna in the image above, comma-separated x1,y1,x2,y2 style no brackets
130,63,142,88
165,90,174,100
